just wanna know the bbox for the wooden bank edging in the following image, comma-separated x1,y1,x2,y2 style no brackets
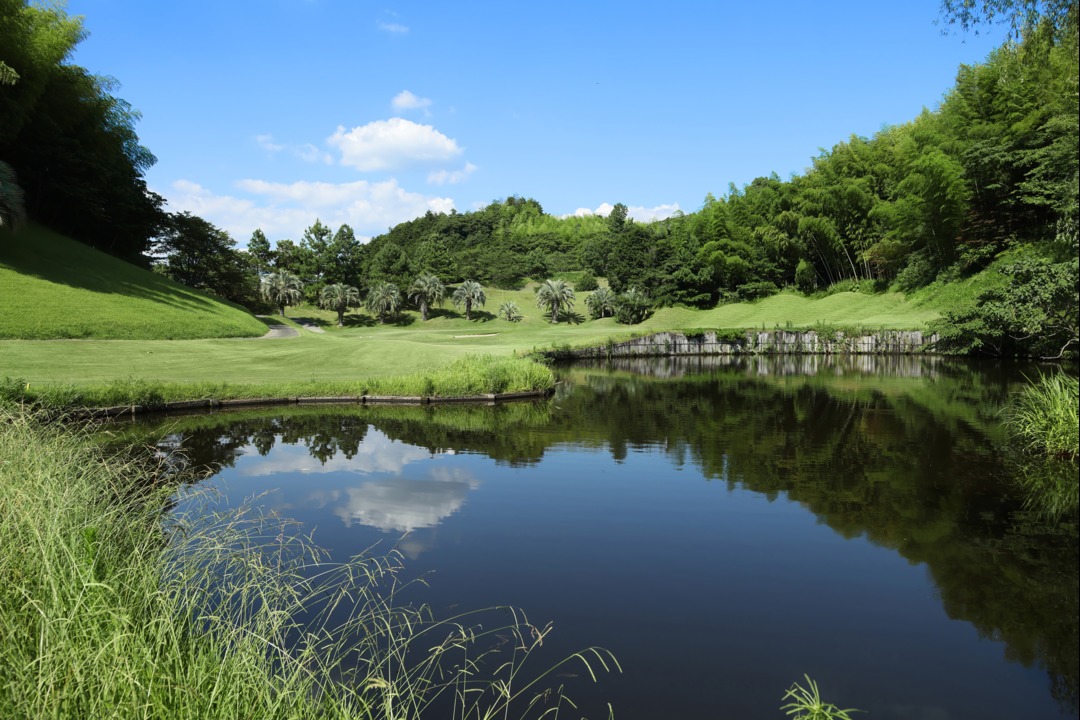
67,388,554,420
542,329,939,361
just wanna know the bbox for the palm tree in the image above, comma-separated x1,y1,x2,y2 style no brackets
365,281,401,323
585,286,616,319
498,301,522,322
318,283,360,327
408,274,445,321
261,270,304,317
535,278,576,323
451,280,486,321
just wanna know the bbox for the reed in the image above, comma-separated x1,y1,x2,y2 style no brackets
0,408,615,719
1005,372,1079,460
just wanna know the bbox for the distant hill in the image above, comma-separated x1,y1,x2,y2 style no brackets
0,224,267,340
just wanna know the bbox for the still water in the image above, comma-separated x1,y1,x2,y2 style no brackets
123,356,1077,719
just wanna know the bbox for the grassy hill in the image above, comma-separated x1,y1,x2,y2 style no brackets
0,224,267,340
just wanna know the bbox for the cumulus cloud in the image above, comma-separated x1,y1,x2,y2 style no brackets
328,118,463,172
165,178,454,242
330,467,479,532
427,162,477,185
377,21,408,33
391,90,432,113
570,202,682,223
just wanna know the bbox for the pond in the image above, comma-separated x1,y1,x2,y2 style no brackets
117,355,1077,719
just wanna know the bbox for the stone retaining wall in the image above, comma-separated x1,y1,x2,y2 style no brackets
548,330,937,360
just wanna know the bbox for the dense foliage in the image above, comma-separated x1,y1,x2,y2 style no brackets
0,0,164,263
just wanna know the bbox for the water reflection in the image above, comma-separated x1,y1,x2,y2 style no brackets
117,357,1077,717
324,466,479,533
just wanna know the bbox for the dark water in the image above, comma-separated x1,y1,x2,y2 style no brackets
121,356,1078,719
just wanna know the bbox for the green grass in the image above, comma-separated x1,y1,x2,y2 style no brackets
1,355,555,411
0,223,267,339
0,407,618,718
1006,372,1079,460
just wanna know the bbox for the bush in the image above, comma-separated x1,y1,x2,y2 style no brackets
734,281,779,301
894,250,939,292
794,259,817,294
575,273,599,292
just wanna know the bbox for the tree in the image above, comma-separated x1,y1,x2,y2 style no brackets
318,283,360,327
408,274,445,321
153,212,243,293
1,0,165,263
247,229,273,276
0,160,26,231
498,301,522,322
614,287,651,324
535,278,576,323
325,224,363,287
451,280,486,321
365,281,401,323
299,219,334,301
939,0,1078,42
261,270,304,317
585,287,616,319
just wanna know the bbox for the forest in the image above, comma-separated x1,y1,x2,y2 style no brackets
1,0,1077,357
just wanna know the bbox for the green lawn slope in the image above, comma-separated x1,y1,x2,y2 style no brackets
0,224,266,339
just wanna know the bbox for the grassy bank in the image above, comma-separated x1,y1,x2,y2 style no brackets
1,355,554,412
0,224,266,340
0,407,614,718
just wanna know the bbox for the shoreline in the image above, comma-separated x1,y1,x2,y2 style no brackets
62,387,555,419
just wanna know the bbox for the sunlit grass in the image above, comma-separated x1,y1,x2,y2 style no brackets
0,355,555,411
0,223,266,339
1006,373,1079,460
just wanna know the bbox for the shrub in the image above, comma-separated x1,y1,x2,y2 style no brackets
795,259,817,294
575,273,599,292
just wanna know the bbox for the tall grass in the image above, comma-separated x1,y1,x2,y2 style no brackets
1004,372,1079,519
0,408,616,719
1005,373,1079,460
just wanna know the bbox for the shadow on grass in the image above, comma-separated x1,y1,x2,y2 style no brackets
341,314,377,328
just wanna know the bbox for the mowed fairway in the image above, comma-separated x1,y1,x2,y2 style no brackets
1,283,943,387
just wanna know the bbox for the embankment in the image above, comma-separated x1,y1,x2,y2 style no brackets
544,329,937,360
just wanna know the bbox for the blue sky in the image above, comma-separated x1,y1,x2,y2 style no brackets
67,0,1003,245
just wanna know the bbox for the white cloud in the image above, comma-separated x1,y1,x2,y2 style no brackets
255,133,284,152
256,134,332,164
570,202,682,223
328,118,463,172
391,90,432,113
165,178,454,242
295,143,333,164
377,21,408,33
427,162,477,185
